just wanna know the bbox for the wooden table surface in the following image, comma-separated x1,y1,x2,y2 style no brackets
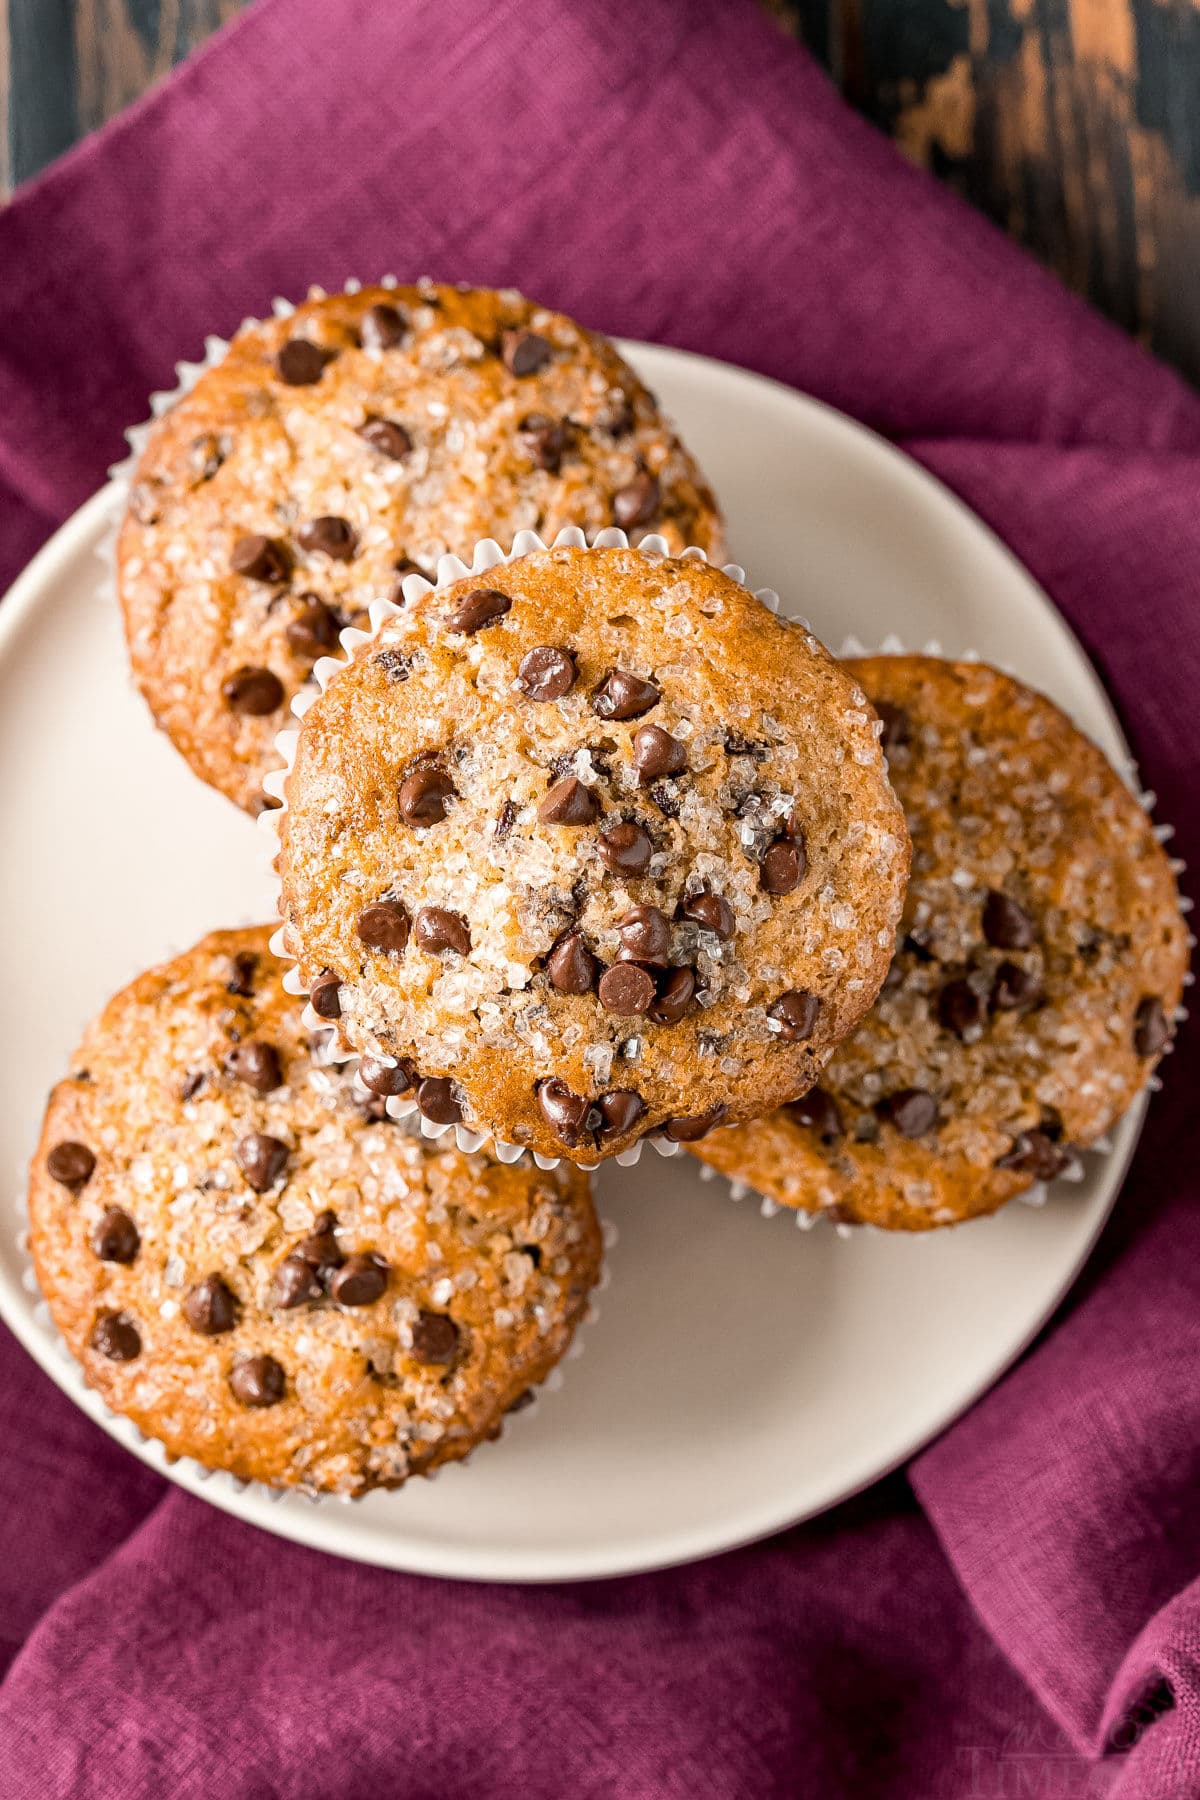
4,0,1200,383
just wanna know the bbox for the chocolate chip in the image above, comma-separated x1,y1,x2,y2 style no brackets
180,1071,207,1102
235,1132,289,1192
787,1087,843,1142
760,835,806,896
537,1078,592,1146
590,669,660,721
768,989,820,1042
411,1310,459,1365
414,906,471,956
270,1254,323,1310
991,962,1044,1013
596,1089,646,1139
276,339,330,385
230,533,290,583
90,1311,140,1362
190,433,227,484
359,302,407,350
91,1207,139,1264
297,515,357,562
613,471,660,528
330,1253,388,1307
495,800,518,841
356,900,411,954
501,329,553,376
229,1354,286,1407
938,979,986,1039
874,701,910,753
597,821,653,875
445,586,512,635
183,1274,239,1335
1134,995,1170,1058
309,970,342,1019
225,1041,283,1094
375,647,414,685
632,725,686,785
416,1078,462,1124
538,777,600,825
286,599,341,660
982,891,1035,951
517,413,567,471
399,764,456,826
223,666,284,715
546,931,597,994
296,1210,344,1279
617,905,672,964
881,1088,939,1138
392,556,432,588
995,1130,1072,1181
722,735,770,762
598,962,657,1016
358,415,413,460
46,1141,95,1190
664,1105,729,1143
647,782,682,819
227,951,258,996
517,646,576,701
678,891,735,940
649,965,695,1025
359,1056,411,1096
595,395,635,437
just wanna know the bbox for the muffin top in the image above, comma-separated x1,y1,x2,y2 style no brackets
690,656,1190,1228
28,927,601,1493
117,281,724,813
277,545,910,1164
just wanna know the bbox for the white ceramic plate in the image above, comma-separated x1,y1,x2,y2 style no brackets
0,342,1148,1582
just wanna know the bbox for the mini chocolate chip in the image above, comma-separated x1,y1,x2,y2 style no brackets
664,1105,729,1143
538,777,601,825
180,1071,206,1102
517,413,567,471
230,533,290,583
982,890,1035,950
297,1211,344,1278
632,724,686,785
537,1078,592,1146
882,1088,939,1138
270,1254,323,1310
277,339,330,385
517,645,576,701
547,931,597,994
787,1088,843,1142
223,666,285,715
598,962,657,1016
182,1274,239,1336
768,989,820,1042
359,302,407,350
190,433,226,483
1134,995,1170,1057
357,901,411,954
417,1078,462,1125
613,471,660,528
995,1130,1072,1181
414,906,472,956
446,586,512,634
617,905,672,964
225,1041,283,1093
90,1311,140,1362
495,800,518,841
358,415,413,459
411,1310,459,1365
235,1132,289,1192
331,1253,389,1307
595,396,635,437
938,979,986,1039
591,669,660,721
286,599,341,660
678,891,735,940
46,1141,95,1189
229,1353,286,1407
991,962,1044,1012
597,821,653,875
359,1056,411,1096
760,835,806,896
399,764,456,826
227,951,258,996
874,700,910,753
297,515,357,562
91,1207,139,1264
501,329,553,376
596,1089,646,1139
309,971,342,1019
649,965,696,1025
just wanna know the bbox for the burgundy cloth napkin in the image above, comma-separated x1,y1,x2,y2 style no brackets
2,1,1200,1793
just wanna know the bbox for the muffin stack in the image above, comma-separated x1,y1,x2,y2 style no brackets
26,282,1189,1497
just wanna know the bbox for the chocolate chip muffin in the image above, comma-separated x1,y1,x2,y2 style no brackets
275,544,910,1164
27,927,601,1494
117,281,724,814
689,655,1190,1228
